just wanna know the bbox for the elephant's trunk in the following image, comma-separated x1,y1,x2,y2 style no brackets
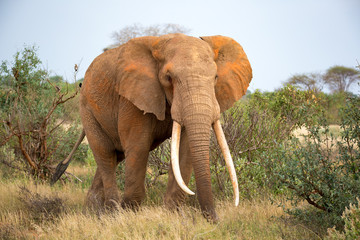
180,84,217,219
185,116,216,219
170,77,239,219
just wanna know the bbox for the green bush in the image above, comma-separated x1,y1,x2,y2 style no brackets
264,93,360,229
209,86,323,200
320,92,349,124
0,46,83,180
327,198,360,239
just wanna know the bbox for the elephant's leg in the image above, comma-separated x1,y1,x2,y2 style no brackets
81,109,119,209
117,103,155,210
120,147,150,209
164,129,193,208
86,167,105,208
86,151,124,210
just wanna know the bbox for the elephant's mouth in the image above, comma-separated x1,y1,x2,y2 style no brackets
171,120,239,206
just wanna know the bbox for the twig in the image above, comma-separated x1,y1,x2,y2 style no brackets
64,171,83,182
0,131,15,147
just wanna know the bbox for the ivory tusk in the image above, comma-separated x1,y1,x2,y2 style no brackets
171,121,195,195
213,120,239,206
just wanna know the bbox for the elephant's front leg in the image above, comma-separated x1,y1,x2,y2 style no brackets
164,129,193,208
121,147,150,209
118,111,154,209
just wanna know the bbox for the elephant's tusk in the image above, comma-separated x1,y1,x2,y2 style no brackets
213,120,239,206
171,121,195,195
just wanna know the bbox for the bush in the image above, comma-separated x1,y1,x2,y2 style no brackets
0,46,82,180
209,87,323,199
327,198,360,239
320,92,349,124
264,93,360,229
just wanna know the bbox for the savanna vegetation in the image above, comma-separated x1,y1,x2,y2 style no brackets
0,27,359,239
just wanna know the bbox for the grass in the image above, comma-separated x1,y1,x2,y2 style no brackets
293,124,342,139
0,170,327,240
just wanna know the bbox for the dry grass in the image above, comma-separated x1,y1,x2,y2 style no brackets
293,125,341,138
0,177,326,240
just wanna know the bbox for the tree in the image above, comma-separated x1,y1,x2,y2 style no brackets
285,73,323,92
323,65,360,93
49,75,64,83
104,23,190,51
0,46,80,179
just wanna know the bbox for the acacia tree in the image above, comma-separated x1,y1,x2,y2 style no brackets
285,73,323,92
323,65,360,93
104,23,190,51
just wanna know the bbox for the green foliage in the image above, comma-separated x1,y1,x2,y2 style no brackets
340,93,360,146
209,86,323,199
0,45,82,180
319,92,348,124
264,93,360,228
327,198,360,239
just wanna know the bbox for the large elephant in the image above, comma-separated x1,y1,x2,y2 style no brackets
53,34,252,221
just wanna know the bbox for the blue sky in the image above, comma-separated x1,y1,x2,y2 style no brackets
1,0,359,92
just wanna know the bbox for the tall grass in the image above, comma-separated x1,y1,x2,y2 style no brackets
0,176,326,240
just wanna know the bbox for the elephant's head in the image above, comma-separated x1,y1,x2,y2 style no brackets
116,34,252,220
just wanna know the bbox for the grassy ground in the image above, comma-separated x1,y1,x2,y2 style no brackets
0,166,326,240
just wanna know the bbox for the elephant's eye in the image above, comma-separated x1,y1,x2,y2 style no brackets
215,75,218,83
166,75,172,84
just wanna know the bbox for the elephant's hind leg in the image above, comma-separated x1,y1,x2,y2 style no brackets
86,150,124,211
86,167,105,209
81,108,120,210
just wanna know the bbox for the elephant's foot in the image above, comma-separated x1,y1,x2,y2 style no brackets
85,188,121,212
120,198,142,211
104,190,121,210
85,189,105,213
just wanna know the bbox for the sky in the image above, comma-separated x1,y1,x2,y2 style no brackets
0,0,359,92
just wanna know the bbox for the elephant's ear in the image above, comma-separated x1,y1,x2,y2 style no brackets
116,36,166,120
200,36,252,112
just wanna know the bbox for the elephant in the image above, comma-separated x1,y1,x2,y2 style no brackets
52,33,252,222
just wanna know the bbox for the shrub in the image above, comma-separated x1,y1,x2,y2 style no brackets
209,87,323,199
264,93,360,228
0,46,82,180
320,92,349,124
327,198,360,239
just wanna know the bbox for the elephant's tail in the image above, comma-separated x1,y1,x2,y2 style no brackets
51,129,86,185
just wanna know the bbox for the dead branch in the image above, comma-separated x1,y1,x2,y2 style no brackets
17,133,38,171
